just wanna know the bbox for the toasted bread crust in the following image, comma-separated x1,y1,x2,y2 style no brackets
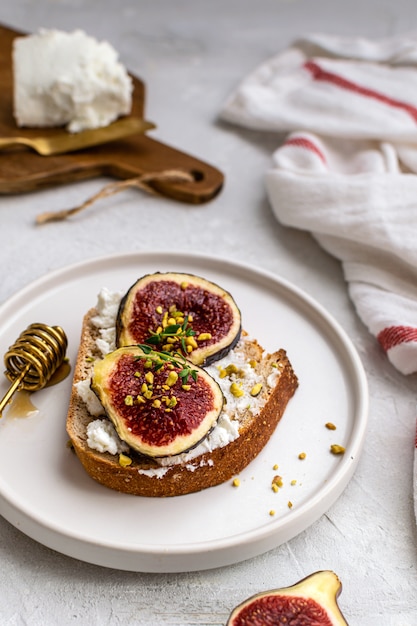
66,308,298,497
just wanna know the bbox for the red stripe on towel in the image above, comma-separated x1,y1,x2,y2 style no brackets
377,325,417,351
284,136,327,163
304,60,417,124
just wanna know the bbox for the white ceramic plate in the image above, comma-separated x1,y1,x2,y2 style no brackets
0,252,368,572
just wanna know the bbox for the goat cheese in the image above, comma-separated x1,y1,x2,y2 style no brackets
13,28,133,132
74,379,104,417
87,419,129,455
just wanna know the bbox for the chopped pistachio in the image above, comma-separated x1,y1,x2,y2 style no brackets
197,332,212,341
330,444,345,455
119,454,132,467
185,336,198,349
325,422,337,430
124,395,134,406
250,382,263,397
166,371,178,387
272,475,283,488
230,382,244,397
141,384,153,400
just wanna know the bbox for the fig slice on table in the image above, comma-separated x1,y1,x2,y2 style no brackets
116,272,241,365
226,570,348,626
91,345,224,458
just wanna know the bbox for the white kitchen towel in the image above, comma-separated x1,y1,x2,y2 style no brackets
415,419,417,522
221,33,417,375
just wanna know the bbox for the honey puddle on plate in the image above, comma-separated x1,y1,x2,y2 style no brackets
7,389,39,419
6,360,71,419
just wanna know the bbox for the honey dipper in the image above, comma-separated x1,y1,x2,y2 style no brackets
0,323,68,417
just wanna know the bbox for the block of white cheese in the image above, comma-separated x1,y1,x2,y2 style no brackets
13,29,133,133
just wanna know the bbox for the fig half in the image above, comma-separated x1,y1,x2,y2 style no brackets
227,571,348,626
91,345,224,458
116,272,241,365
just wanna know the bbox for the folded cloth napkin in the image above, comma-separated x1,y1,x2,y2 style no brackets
415,419,417,520
221,33,417,376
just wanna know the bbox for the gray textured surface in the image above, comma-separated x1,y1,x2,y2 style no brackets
1,1,416,624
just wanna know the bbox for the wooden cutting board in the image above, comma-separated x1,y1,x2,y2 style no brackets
0,24,224,203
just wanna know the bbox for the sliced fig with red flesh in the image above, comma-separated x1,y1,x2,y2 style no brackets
91,345,224,458
116,272,241,365
227,571,348,626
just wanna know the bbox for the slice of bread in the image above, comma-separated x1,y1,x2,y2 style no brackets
66,308,298,497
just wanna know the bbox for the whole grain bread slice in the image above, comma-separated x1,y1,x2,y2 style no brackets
66,308,298,497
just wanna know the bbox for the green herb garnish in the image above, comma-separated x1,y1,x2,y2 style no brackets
136,344,198,384
146,315,196,354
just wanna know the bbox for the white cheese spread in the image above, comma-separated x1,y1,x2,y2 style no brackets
74,379,105,417
13,29,133,132
90,287,123,357
79,288,276,472
87,419,129,455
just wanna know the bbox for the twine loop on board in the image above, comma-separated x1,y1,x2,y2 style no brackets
35,169,195,225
